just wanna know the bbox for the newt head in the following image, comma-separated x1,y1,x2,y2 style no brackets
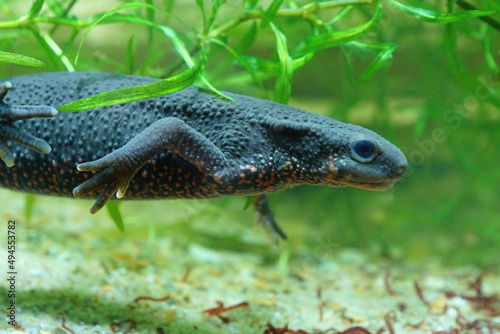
321,128,408,191
263,113,407,191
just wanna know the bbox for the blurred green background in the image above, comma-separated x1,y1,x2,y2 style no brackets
1,0,499,268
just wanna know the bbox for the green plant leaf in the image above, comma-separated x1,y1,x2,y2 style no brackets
293,3,382,57
46,0,64,17
73,4,231,101
27,0,44,20
32,31,73,71
242,53,313,73
24,194,36,221
386,0,495,23
261,0,284,28
211,39,266,93
234,21,258,54
196,0,206,29
106,201,124,232
444,23,500,109
74,2,186,66
59,60,202,112
0,51,45,67
356,43,397,86
328,5,355,25
126,35,135,74
481,26,499,73
243,196,255,210
270,23,293,104
206,0,225,33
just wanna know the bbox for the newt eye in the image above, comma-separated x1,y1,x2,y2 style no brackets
351,139,378,163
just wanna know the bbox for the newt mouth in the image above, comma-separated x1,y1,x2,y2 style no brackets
337,177,396,191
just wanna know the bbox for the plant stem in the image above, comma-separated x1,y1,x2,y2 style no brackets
0,15,98,29
204,0,374,40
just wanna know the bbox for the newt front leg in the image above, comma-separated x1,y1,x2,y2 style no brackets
73,117,231,213
0,81,57,167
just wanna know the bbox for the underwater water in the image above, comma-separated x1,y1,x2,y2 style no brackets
1,0,499,333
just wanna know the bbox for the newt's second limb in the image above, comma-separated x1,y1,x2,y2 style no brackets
253,194,287,244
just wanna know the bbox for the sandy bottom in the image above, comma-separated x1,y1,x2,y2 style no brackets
0,189,499,334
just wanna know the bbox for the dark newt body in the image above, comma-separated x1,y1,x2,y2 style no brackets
0,72,407,239
2,72,295,199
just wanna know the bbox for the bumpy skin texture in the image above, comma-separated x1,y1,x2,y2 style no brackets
0,72,407,222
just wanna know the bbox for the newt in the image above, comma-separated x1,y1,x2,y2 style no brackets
0,72,407,242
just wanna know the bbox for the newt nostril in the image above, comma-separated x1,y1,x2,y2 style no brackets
396,164,408,176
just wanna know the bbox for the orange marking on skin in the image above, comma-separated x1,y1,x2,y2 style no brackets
52,160,57,167
328,156,336,173
142,171,147,178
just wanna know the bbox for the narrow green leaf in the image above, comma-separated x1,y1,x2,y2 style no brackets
24,194,36,221
261,0,284,28
413,107,430,138
46,0,65,17
242,56,279,72
234,21,258,54
144,0,155,72
0,51,45,67
73,2,229,100
32,31,72,71
481,26,499,73
74,2,185,66
328,5,354,25
106,201,124,232
79,8,232,102
211,39,266,93
293,3,382,57
387,0,495,23
243,196,255,210
59,60,202,112
206,0,225,32
196,0,206,29
126,36,135,74
244,0,259,9
356,43,397,86
270,23,293,104
242,53,313,73
444,23,500,109
27,0,44,19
